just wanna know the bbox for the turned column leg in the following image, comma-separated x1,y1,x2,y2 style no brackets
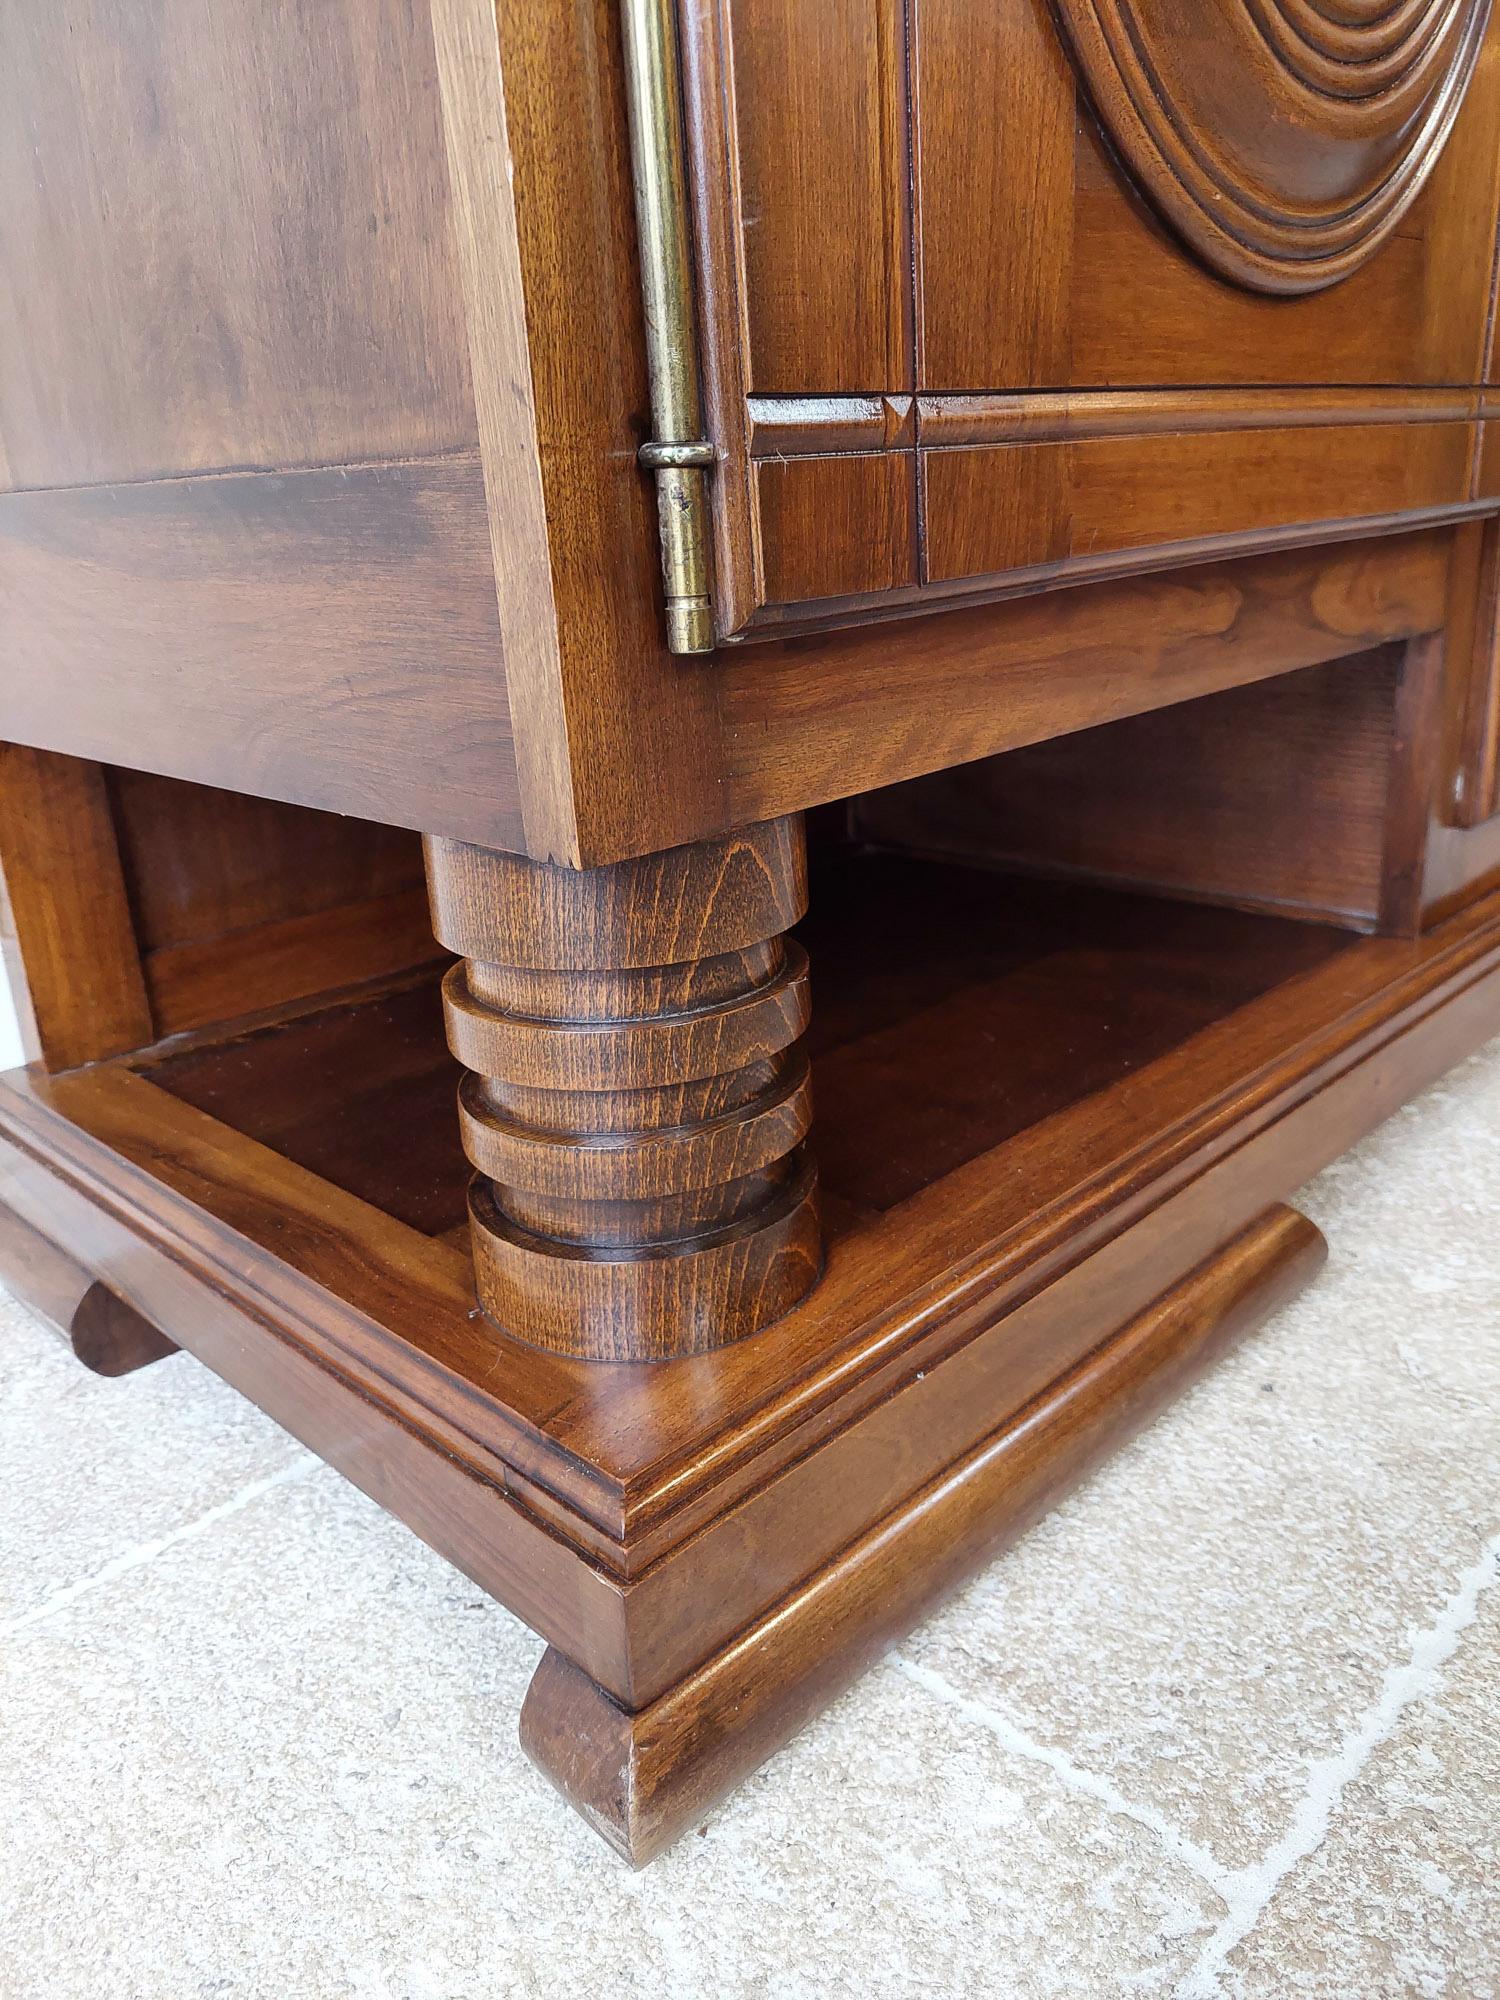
424,816,822,1362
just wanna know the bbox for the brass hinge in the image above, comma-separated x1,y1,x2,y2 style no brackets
620,0,715,655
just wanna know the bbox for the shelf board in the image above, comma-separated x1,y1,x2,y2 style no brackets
138,852,1359,1237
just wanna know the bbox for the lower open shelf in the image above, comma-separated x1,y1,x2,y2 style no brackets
137,847,1361,1246
4,841,1498,1581
4,839,1499,1859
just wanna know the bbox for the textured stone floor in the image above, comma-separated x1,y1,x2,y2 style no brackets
2,1040,1498,2000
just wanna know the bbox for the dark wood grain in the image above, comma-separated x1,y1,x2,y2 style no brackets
0,747,152,1070
713,0,910,395
851,647,1421,935
109,772,423,955
426,821,821,1360
3,859,1498,1773
149,984,466,1239
101,770,439,1037
0,458,525,849
35,847,1499,1572
520,1204,1325,1864
8,0,1500,1872
921,422,1476,587
1445,518,1500,827
672,0,1500,636
1050,0,1487,294
0,1201,175,1377
754,453,917,607
136,847,1351,1246
717,532,1452,828
0,0,473,493
472,0,728,863
918,0,1500,391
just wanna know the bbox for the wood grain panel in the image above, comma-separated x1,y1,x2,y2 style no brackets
915,0,1075,388
521,1205,1323,1864
142,890,445,1045
0,456,524,850
923,423,1475,585
0,748,152,1070
107,773,424,956
1442,515,1500,830
1475,417,1500,499
479,0,727,864
716,532,1452,824
429,0,573,862
1050,0,1488,295
719,0,911,393
0,0,473,491
755,454,917,607
100,768,439,1040
911,0,1500,390
854,649,1408,930
1064,34,1500,389
918,388,1479,447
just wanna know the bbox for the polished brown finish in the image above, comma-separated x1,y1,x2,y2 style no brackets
4,842,1500,1843
426,820,822,1359
0,0,472,494
0,752,447,1064
680,0,1500,634
916,1,1500,394
852,642,1439,936
755,453,917,608
520,1203,1325,1864
718,532,1452,825
105,771,438,1038
0,747,152,1070
1049,0,1488,293
0,459,525,847
921,420,1475,589
7,0,1500,1870
0,1202,175,1378
0,860,1493,1645
148,984,466,1240
1446,519,1500,827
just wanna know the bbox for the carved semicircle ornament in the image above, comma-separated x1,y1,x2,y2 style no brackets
1050,0,1493,293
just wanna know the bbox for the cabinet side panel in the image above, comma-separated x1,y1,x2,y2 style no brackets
0,458,526,850
0,0,475,491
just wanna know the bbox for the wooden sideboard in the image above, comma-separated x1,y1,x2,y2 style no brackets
4,0,1500,1861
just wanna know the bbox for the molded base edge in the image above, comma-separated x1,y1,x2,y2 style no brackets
519,1204,1325,1863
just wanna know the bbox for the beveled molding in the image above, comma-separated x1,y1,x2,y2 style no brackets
745,387,1482,457
1050,0,1492,294
734,388,1498,623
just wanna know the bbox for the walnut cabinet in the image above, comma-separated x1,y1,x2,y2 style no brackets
3,0,1500,1860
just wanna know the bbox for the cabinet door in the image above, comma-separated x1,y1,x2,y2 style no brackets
682,0,1500,637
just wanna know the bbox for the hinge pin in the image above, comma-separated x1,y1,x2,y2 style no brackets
620,0,716,655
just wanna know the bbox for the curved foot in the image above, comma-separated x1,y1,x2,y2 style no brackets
0,1201,176,1375
69,1281,178,1377
521,1204,1325,1863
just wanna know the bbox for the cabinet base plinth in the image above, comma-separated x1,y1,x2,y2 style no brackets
519,1205,1323,1863
3,858,1499,1862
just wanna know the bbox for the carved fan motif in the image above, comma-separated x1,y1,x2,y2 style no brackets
1051,0,1493,292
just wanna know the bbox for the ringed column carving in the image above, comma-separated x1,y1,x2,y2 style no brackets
424,817,822,1362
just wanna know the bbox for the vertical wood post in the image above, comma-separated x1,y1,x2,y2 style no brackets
424,816,821,1361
